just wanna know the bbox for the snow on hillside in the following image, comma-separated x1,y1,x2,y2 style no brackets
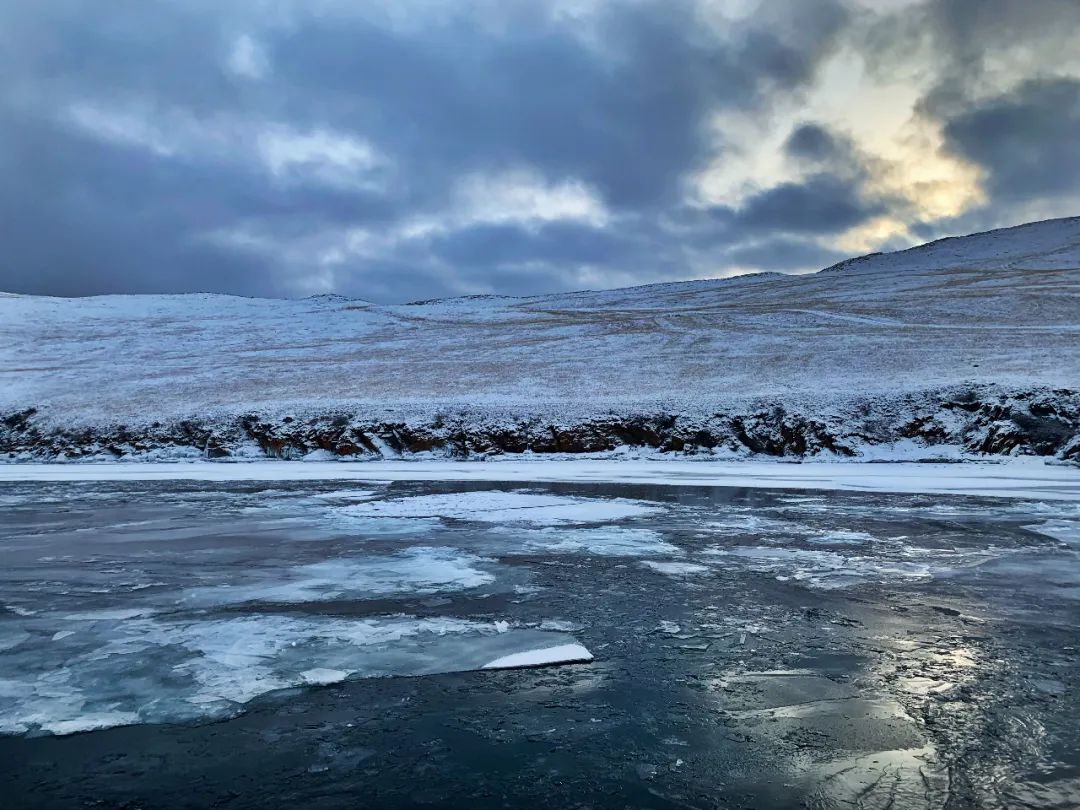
822,216,1080,275
1,217,1079,461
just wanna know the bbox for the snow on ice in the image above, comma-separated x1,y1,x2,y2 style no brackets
337,490,660,524
481,643,594,670
3,459,1080,500
0,614,589,736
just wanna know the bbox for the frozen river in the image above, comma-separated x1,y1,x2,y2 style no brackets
2,473,1080,807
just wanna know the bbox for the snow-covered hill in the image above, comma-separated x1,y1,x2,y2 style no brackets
2,217,1079,461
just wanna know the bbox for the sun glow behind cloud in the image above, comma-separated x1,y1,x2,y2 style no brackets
695,42,988,256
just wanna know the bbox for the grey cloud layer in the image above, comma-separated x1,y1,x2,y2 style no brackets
0,0,1076,300
942,78,1080,200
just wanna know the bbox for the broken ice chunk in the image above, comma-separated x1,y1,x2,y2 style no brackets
1025,520,1080,545
641,561,709,576
299,668,351,686
339,491,659,526
481,643,593,670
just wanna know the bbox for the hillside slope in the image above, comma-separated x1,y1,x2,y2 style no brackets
2,217,1079,461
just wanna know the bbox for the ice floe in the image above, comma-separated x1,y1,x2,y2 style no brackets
481,643,593,670
641,561,710,576
62,608,156,621
537,619,584,632
806,530,876,546
299,668,351,686
703,514,814,537
181,547,495,606
697,546,996,589
309,489,380,502
328,514,443,536
0,614,588,736
508,526,678,556
0,627,30,652
1025,520,1080,545
338,490,660,525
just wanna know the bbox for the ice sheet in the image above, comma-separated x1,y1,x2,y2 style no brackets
698,545,1003,590
509,526,679,556
1025,520,1080,545
4,459,1079,500
181,547,496,606
0,614,586,736
338,490,660,525
806,530,876,546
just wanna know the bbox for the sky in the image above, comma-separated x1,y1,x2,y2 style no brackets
2,0,1079,302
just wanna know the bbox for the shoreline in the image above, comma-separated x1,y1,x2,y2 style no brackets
3,457,1079,500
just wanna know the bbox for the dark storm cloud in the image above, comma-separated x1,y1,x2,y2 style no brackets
0,106,402,297
272,4,725,209
724,236,846,272
940,77,1080,200
784,123,844,163
861,0,1080,218
0,0,861,300
862,0,1080,95
0,118,258,297
732,174,881,234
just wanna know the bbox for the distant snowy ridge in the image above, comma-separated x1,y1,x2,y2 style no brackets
820,215,1080,275
2,217,1078,462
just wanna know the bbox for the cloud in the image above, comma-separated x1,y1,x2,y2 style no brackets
227,33,269,80
428,221,627,269
66,102,180,157
783,122,845,163
446,170,610,230
723,236,846,272
733,174,881,234
0,0,856,299
0,0,1076,301
940,77,1080,200
256,127,388,191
